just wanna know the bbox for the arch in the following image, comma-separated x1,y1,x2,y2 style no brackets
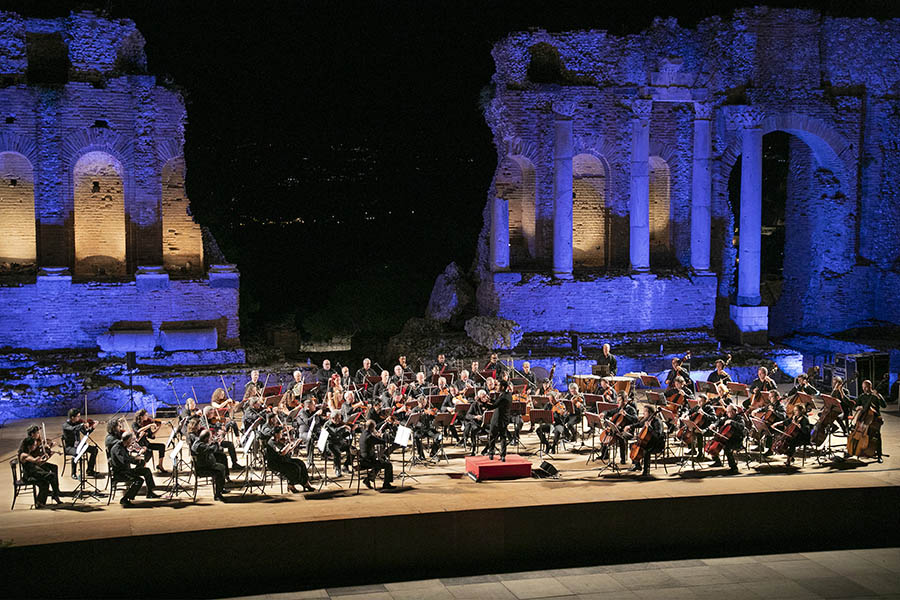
572,152,610,267
162,156,203,275
73,151,126,278
0,152,36,267
648,155,672,260
496,154,537,266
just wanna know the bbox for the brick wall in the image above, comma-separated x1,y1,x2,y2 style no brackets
0,151,35,264
73,150,125,277
162,157,203,275
572,153,607,267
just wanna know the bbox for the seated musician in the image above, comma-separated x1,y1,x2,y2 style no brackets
855,379,886,462
210,387,236,415
627,405,665,476
398,355,414,375
179,395,201,436
464,390,489,455
665,357,693,390
324,413,353,477
18,437,63,507
202,407,243,470
355,358,377,385
786,374,819,409
339,365,353,389
316,359,336,394
390,364,406,387
133,408,168,475
379,383,398,409
538,392,569,454
286,370,307,406
750,392,785,455
520,362,538,393
436,376,450,396
484,353,507,379
110,432,159,504
708,404,744,474
596,343,617,376
62,408,100,480
597,378,615,402
601,391,638,463
470,361,484,384
408,371,430,398
257,413,281,446
191,430,228,501
339,390,366,426
747,366,777,407
565,382,585,443
707,358,732,385
295,397,322,456
434,353,450,374
265,426,315,493
241,397,267,433
831,376,853,435
665,375,695,421
243,369,264,403
326,387,344,417
372,370,391,401
776,404,811,466
537,377,554,397
686,394,718,460
102,418,123,454
457,369,476,390
26,425,60,483
359,419,396,490
411,395,441,461
438,385,464,443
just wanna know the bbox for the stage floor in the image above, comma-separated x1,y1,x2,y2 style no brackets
2,406,898,550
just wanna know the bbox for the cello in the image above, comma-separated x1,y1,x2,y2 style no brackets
846,406,880,458
704,418,737,456
810,396,842,447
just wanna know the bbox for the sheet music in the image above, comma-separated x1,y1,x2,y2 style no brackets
169,439,184,462
316,427,330,452
394,425,412,448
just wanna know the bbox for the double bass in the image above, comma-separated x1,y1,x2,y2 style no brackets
846,406,881,458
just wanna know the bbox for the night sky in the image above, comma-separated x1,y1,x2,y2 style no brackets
6,0,900,348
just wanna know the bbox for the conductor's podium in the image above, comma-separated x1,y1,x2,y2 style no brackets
465,454,532,481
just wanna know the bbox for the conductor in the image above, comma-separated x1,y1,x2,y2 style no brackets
487,379,512,461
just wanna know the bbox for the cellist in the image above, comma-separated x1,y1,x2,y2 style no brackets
601,391,637,464
707,404,744,474
773,404,811,466
626,405,664,476
854,379,886,462
684,393,717,460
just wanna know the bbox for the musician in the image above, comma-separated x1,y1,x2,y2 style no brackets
265,426,315,493
856,379,886,462
484,353,507,378
708,404,744,474
242,397,267,432
685,394,717,460
627,406,665,476
595,343,618,376
17,437,63,507
62,408,100,480
665,375,695,417
464,390,489,455
785,374,819,410
408,371,430,398
520,362,538,393
339,390,365,426
434,353,450,374
243,369,264,402
355,358,377,384
25,425,61,485
665,357,692,390
390,364,406,387
831,377,853,435
317,359,336,391
537,377,554,397
484,379,512,460
359,419,396,490
372,370,391,401
597,378,615,402
294,398,321,452
601,391,638,463
210,387,236,415
565,382,585,442
179,395,201,436
285,370,308,405
104,419,124,457
750,392,785,454
707,358,732,385
457,369,476,390
748,367,777,398
875,373,890,404
191,430,228,501
133,409,168,475
775,404,811,466
470,361,485,384
538,393,569,455
411,395,441,461
202,406,243,470
324,413,352,477
398,355,414,375
111,432,159,504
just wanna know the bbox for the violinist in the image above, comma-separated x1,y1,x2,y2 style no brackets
372,371,391,402
133,409,168,475
317,359,336,393
242,397,267,432
265,426,315,493
105,418,124,454
339,365,353,389
295,397,323,457
684,394,717,460
596,343,618,376
324,413,353,477
17,437,63,507
520,362,538,393
203,406,243,470
831,377,853,435
537,377,554,397
26,425,61,483
774,404,811,466
627,405,664,476
597,378,615,402
398,355,414,376
464,390,489,455
408,371,430,398
439,385,464,444
191,430,228,501
379,383,398,410
411,394,441,461
339,390,366,426
537,392,568,455
707,357,732,385
62,408,100,480
855,379,886,462
390,364,406,387
565,382,585,443
243,369,264,402
708,404,744,474
601,391,638,464
180,395,201,436
356,358,377,385
665,357,692,390
110,432,159,505
286,370,307,406
436,376,451,396
210,387,237,423
257,413,281,445
470,361,484,384
457,369,476,390
359,419,396,490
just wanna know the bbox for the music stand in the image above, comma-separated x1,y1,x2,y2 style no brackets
695,380,718,395
509,401,526,454
645,391,665,406
584,412,603,464
594,418,623,476
239,431,267,496
815,394,843,462
675,418,705,473
727,382,750,397
432,413,453,463
71,434,103,503
164,425,178,450
529,409,553,459
394,424,418,484
640,374,661,388
164,440,192,499
316,428,342,491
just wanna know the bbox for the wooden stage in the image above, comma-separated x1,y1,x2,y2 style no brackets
2,407,899,598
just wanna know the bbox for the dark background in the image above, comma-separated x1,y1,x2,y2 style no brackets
5,0,900,350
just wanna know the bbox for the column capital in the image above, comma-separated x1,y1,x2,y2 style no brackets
693,101,715,120
725,105,765,130
551,100,576,119
628,98,653,121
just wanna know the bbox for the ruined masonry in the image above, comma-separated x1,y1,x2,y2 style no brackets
476,7,900,344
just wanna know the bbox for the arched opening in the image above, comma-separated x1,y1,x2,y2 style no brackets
648,155,672,266
162,157,203,276
496,155,536,268
572,153,609,267
73,151,126,279
0,152,36,270
724,125,851,337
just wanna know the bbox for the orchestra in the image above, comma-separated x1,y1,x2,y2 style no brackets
8,352,894,510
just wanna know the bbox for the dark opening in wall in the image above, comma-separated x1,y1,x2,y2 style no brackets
9,179,17,187
93,120,109,128
25,33,69,85
5,116,14,124
92,181,100,193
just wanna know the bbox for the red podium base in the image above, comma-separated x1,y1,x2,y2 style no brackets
465,454,532,481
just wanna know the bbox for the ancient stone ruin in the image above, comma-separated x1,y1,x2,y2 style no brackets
474,7,900,345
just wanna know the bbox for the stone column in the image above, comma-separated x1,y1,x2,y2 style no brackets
690,102,713,272
628,99,652,272
731,107,765,306
490,196,510,271
552,101,575,279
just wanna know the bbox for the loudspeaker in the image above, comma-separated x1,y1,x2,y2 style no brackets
533,460,559,478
